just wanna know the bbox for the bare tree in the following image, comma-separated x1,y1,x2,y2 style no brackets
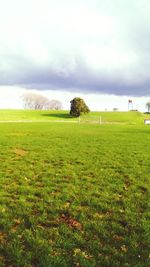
21,93,62,110
45,100,62,110
146,101,150,113
22,93,48,110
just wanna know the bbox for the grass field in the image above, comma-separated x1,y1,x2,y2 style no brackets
0,110,74,122
0,110,150,266
0,109,150,124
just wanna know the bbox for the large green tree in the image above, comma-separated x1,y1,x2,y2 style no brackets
70,97,90,117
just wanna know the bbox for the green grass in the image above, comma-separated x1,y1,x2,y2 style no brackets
0,109,74,122
0,113,150,266
0,109,150,124
81,111,146,124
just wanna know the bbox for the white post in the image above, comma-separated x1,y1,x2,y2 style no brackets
99,116,102,125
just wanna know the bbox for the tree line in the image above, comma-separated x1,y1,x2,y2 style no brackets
22,93,62,110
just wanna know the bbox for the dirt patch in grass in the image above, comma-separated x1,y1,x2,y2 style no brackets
0,232,7,245
13,148,28,156
60,214,82,230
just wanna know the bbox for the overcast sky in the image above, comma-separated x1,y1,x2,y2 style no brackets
0,0,150,110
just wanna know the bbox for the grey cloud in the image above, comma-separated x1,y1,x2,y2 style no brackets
1,0,150,97
0,53,150,96
3,70,150,97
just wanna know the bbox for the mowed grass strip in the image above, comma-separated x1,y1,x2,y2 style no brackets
0,122,150,267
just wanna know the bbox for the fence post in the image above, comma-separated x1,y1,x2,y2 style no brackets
99,116,102,125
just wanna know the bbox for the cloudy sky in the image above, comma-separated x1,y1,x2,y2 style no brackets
0,0,150,110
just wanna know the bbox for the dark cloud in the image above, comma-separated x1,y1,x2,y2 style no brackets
0,57,150,97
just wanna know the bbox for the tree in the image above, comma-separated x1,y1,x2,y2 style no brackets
22,93,48,110
113,108,118,111
146,101,150,113
21,93,62,110
70,97,90,117
45,100,62,110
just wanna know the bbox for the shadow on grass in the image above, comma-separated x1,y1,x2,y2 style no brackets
42,113,73,119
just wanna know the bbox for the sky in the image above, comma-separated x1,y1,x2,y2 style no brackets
0,0,150,111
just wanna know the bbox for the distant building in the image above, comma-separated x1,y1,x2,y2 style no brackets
128,99,133,110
